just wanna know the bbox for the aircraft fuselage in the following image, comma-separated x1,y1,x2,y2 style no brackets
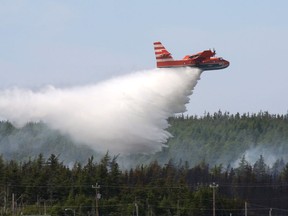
154,42,230,71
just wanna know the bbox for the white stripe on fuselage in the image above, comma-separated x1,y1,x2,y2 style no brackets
156,59,174,62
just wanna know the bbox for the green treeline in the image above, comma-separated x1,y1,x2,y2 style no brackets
156,111,288,167
0,153,288,215
0,121,99,164
0,111,288,215
1,111,288,168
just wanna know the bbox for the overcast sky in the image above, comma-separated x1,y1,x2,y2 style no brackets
0,0,287,116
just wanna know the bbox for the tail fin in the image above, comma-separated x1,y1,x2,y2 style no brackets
153,42,174,67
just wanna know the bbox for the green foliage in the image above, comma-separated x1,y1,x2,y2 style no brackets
0,153,287,215
157,111,288,167
0,111,287,214
1,111,288,170
0,121,99,164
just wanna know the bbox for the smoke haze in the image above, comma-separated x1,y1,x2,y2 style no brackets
0,68,201,154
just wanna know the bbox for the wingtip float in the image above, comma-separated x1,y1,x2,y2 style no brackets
153,41,229,71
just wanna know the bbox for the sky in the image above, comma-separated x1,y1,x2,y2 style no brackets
0,0,288,116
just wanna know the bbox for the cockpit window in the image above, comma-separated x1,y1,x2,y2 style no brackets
189,54,199,59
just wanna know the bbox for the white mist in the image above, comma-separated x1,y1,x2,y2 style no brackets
0,68,201,154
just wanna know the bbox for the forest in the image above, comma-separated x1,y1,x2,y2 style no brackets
161,111,288,167
0,153,288,215
0,111,288,215
1,111,288,168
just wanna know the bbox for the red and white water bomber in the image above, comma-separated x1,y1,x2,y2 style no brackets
154,41,229,71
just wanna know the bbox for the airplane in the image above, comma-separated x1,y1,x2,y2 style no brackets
153,41,229,71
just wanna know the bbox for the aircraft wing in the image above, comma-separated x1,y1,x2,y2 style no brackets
191,50,215,62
